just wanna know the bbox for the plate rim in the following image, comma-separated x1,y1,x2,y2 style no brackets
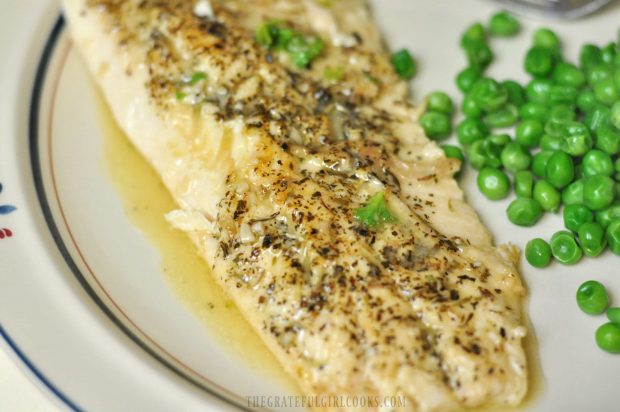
21,13,256,412
0,325,80,411
6,2,620,410
0,15,79,412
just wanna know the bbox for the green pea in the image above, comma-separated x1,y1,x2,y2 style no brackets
553,62,586,88
501,80,526,107
461,22,487,47
549,85,578,105
533,28,561,52
515,119,544,148
577,280,609,315
608,308,620,325
596,323,620,353
611,101,620,129
583,175,616,211
526,79,553,104
595,127,620,155
456,67,482,93
391,49,417,79
489,133,512,147
606,219,620,255
457,118,489,145
468,141,488,170
580,44,603,72
581,149,614,177
506,197,543,226
585,105,611,132
545,105,576,137
515,170,535,198
468,139,502,170
560,122,593,157
545,121,565,139
595,204,620,228
546,150,574,189
525,238,552,268
532,150,554,178
577,89,597,113
534,180,561,212
427,91,454,115
601,42,617,65
477,167,511,200
488,133,512,148
501,142,531,173
420,111,452,140
550,230,582,265
564,204,594,232
562,179,585,206
615,70,620,93
464,41,494,69
550,104,577,122
594,77,619,106
578,221,607,257
484,104,518,128
519,102,548,122
462,95,483,118
615,53,620,68
469,78,508,113
489,11,520,37
616,158,620,174
540,134,563,151
525,46,555,77
587,64,613,86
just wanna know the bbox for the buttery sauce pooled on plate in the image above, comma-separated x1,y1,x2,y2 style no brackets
99,96,296,392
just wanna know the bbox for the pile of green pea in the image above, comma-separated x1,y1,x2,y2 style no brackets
419,11,620,268
577,280,620,353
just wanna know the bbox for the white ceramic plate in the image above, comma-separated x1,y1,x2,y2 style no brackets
1,1,620,411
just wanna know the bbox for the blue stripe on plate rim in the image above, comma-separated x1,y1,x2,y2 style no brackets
0,325,82,412
0,13,252,412
0,16,81,412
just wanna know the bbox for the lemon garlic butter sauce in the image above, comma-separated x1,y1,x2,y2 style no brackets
99,96,295,392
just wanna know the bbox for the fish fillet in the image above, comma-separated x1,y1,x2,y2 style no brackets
62,1,529,410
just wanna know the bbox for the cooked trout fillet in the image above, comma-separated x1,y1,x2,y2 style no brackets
63,1,529,410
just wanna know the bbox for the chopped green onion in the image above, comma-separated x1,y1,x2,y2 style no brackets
188,71,207,85
324,66,345,81
316,0,336,7
256,21,324,68
364,72,379,84
256,21,280,47
289,36,324,68
355,192,396,228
